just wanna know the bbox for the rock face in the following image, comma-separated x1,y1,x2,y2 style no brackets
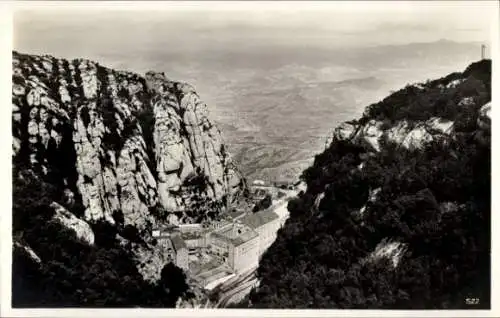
477,101,491,129
333,78,489,152
145,73,243,217
50,202,95,245
12,51,246,281
12,52,245,228
365,238,407,269
334,116,457,152
14,242,42,264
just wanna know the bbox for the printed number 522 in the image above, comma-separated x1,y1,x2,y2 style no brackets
465,298,480,305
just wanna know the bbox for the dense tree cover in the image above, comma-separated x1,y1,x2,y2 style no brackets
245,60,491,309
360,60,491,126
178,170,229,222
253,194,273,212
12,168,191,307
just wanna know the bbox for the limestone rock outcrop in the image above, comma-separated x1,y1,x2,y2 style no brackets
365,238,407,269
477,101,491,129
51,202,95,245
14,242,42,264
12,51,246,230
145,72,243,218
333,82,488,153
333,116,458,152
12,51,246,282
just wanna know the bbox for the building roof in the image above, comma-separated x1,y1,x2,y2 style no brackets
157,224,179,230
211,224,259,247
152,225,179,238
170,234,187,251
252,180,266,186
191,258,222,276
228,209,246,220
240,209,280,230
210,219,232,231
274,180,293,186
182,231,203,240
161,237,175,252
231,229,259,247
178,223,203,231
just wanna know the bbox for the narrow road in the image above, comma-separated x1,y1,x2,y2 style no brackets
217,279,257,307
210,267,256,296
215,273,258,308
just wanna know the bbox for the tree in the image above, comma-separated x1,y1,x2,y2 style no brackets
253,194,272,212
158,263,190,306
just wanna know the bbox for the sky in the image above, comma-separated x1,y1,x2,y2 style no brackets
14,1,494,59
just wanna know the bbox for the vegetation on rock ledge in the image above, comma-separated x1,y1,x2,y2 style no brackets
12,167,191,307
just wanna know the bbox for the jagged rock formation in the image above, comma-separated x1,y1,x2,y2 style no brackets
12,51,246,282
364,238,407,269
12,51,245,225
51,202,95,245
330,60,491,153
334,117,454,151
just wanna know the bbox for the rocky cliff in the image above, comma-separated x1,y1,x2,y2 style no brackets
12,51,246,282
12,51,245,224
332,60,491,152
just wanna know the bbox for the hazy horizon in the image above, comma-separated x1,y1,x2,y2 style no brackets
12,1,495,182
13,2,493,79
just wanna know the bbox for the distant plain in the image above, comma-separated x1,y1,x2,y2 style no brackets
14,11,485,182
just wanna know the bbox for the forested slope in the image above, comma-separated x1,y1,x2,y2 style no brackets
247,60,491,309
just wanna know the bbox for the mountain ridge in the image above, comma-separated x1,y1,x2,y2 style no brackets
244,59,491,309
12,50,246,226
11,50,247,306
